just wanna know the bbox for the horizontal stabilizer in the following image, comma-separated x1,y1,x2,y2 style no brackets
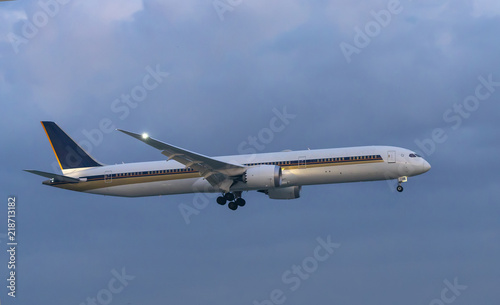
24,170,80,183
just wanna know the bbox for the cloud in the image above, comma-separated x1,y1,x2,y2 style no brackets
1,1,500,304
326,0,395,34
241,0,311,41
0,8,27,43
472,0,500,17
74,0,143,23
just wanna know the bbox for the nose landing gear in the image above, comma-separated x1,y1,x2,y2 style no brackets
397,176,407,192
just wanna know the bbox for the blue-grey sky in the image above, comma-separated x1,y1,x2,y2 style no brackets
1,0,499,304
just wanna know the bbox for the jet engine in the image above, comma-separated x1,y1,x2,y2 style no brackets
244,165,282,189
267,186,301,199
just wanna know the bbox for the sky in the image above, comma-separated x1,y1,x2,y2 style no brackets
0,0,499,304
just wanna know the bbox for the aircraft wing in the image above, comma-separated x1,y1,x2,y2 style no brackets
117,129,246,192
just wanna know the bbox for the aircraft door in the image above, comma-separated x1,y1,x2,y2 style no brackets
104,171,113,183
387,151,396,163
298,156,307,169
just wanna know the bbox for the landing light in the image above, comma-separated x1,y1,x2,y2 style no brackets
142,133,149,139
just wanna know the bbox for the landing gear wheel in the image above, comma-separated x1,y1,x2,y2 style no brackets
224,193,235,201
235,198,246,207
228,201,238,210
216,196,227,205
397,185,404,192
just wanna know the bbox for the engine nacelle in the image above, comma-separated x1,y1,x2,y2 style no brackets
267,186,301,199
244,165,282,189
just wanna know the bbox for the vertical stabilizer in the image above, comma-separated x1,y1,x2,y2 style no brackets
41,121,103,170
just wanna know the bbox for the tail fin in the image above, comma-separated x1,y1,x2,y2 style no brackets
41,121,103,170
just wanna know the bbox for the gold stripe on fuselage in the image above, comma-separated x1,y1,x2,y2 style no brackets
54,172,200,192
284,159,384,170
52,159,384,192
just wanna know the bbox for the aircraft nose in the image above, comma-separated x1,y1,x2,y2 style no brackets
422,159,431,173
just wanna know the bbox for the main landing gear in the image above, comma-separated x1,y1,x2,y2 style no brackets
216,191,246,211
397,176,407,192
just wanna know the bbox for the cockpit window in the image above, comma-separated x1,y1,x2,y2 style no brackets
409,153,422,158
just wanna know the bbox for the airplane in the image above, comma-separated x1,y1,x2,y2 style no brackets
26,121,431,210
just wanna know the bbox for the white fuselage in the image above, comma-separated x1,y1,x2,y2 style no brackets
50,146,430,197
